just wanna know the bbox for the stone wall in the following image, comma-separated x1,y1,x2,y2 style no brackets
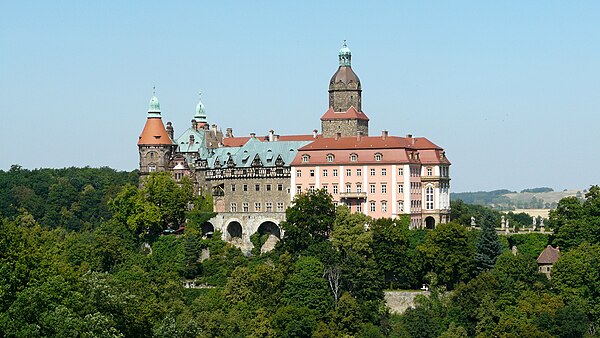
322,119,369,138
384,290,429,314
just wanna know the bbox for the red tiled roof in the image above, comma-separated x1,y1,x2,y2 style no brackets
138,118,173,145
320,106,370,121
298,136,416,151
537,245,560,264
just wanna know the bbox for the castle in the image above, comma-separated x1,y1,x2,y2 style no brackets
138,42,451,250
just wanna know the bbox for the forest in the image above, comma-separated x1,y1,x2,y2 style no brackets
1,166,599,337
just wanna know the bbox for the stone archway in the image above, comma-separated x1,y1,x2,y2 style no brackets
201,222,214,237
257,221,281,239
425,216,436,229
255,221,281,253
227,221,243,239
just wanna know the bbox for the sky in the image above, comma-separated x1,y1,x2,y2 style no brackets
1,1,599,192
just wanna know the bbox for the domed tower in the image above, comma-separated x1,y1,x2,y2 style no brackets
138,89,175,177
321,41,369,138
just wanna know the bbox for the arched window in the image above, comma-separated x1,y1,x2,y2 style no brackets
374,153,382,161
350,153,358,162
426,185,434,210
326,154,335,162
302,154,310,163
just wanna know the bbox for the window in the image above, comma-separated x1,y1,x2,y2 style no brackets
375,153,382,161
255,184,260,191
398,168,404,176
230,203,237,212
296,185,302,194
302,154,310,163
356,169,362,176
333,184,339,194
243,184,248,192
266,184,272,191
255,202,261,212
427,167,433,176
381,184,387,194
356,184,362,193
426,186,434,210
356,203,362,212
323,184,328,192
381,168,387,176
398,200,404,212
309,185,315,192
350,154,358,162
277,184,283,191
266,202,273,212
381,201,387,212
370,168,376,176
346,184,352,193
333,169,338,177
327,154,334,162
149,165,156,172
277,202,284,212
346,169,351,177
370,201,376,212
243,202,249,212
370,184,376,194
310,169,315,177
296,170,302,177
231,184,236,192
323,169,328,177
398,184,404,193
149,152,155,159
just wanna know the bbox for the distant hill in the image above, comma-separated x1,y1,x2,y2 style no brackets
451,188,586,210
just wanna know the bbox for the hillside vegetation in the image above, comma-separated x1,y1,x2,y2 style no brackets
1,167,599,337
452,187,586,210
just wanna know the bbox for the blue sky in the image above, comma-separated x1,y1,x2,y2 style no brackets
1,1,599,192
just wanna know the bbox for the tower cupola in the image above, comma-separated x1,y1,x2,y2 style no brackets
194,92,208,129
339,40,351,67
147,87,161,117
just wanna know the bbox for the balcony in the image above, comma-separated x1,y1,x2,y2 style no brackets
339,192,367,199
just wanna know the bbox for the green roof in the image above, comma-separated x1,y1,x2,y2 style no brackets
205,138,311,169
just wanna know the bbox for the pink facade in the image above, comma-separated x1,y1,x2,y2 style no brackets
291,134,450,228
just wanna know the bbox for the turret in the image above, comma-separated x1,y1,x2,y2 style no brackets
138,88,175,176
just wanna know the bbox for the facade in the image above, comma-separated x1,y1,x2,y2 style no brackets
537,245,560,278
138,43,451,250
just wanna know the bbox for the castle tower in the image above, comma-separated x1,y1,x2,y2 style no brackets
194,92,208,130
321,41,370,138
138,89,175,176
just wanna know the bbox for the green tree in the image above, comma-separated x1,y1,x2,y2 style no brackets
331,206,372,257
418,222,475,289
280,189,336,253
475,218,503,273
282,256,333,314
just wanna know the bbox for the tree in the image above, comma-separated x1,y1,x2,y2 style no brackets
331,206,372,257
475,218,503,273
282,256,333,315
418,222,475,289
280,189,336,253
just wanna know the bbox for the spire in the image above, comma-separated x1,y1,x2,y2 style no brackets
195,91,206,120
148,86,161,117
338,40,351,67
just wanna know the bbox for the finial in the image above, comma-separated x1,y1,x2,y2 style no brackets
153,86,156,96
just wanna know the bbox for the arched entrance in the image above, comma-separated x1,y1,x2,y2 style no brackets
425,216,436,229
201,222,214,237
227,221,243,239
257,221,281,239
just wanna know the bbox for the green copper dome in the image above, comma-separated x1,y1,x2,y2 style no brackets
195,93,206,118
338,40,351,67
148,95,161,112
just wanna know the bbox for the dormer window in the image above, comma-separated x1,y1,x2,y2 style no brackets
326,154,335,162
302,154,310,163
350,153,358,162
374,153,382,161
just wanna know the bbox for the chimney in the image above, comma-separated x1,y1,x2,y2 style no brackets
406,133,413,139
335,132,341,140
273,134,280,141
166,122,174,140
381,130,388,140
357,131,363,141
250,132,256,139
225,127,233,138
211,124,217,133
313,129,318,139
269,129,274,142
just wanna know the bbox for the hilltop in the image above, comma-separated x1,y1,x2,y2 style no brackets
451,187,586,211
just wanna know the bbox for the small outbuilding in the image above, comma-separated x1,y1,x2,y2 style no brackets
537,245,560,278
